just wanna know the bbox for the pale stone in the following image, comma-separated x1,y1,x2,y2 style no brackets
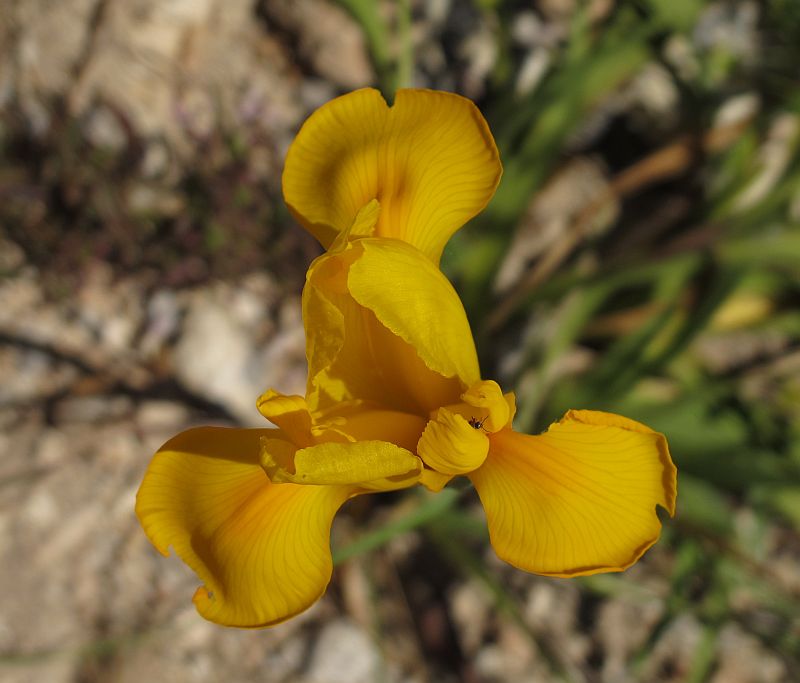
308,620,382,683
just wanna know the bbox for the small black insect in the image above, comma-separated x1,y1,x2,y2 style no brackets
468,416,489,431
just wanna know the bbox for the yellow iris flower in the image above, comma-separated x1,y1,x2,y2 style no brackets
136,89,677,629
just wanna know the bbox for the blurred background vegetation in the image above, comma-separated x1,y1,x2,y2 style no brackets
1,0,799,681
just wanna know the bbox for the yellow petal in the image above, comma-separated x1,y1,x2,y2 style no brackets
261,437,423,492
443,389,517,434
417,407,490,475
419,467,454,493
135,427,353,628
460,380,511,432
257,389,363,444
470,411,677,576
329,198,381,253
256,390,315,446
334,407,427,453
283,88,502,264
303,255,349,410
304,240,473,416
349,239,480,388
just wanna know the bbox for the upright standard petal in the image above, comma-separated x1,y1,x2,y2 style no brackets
470,411,677,577
304,239,479,416
283,88,502,264
349,239,481,388
135,427,353,628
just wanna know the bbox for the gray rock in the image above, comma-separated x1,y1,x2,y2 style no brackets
307,620,382,683
172,282,306,425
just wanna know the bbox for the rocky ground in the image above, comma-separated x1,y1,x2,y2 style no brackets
1,0,797,681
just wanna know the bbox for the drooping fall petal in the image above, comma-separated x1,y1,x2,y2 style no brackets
470,411,677,577
283,88,502,264
135,427,353,627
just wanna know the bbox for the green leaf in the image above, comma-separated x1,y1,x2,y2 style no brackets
751,485,800,532
676,474,734,536
332,488,461,565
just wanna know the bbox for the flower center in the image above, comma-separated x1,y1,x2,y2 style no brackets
459,380,513,433
416,380,516,476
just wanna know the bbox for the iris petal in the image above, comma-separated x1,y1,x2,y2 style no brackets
417,407,490,475
304,239,476,415
261,438,423,492
256,390,315,446
460,380,511,432
349,239,480,390
470,411,677,576
135,427,352,627
420,467,454,492
335,408,427,453
283,88,502,264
